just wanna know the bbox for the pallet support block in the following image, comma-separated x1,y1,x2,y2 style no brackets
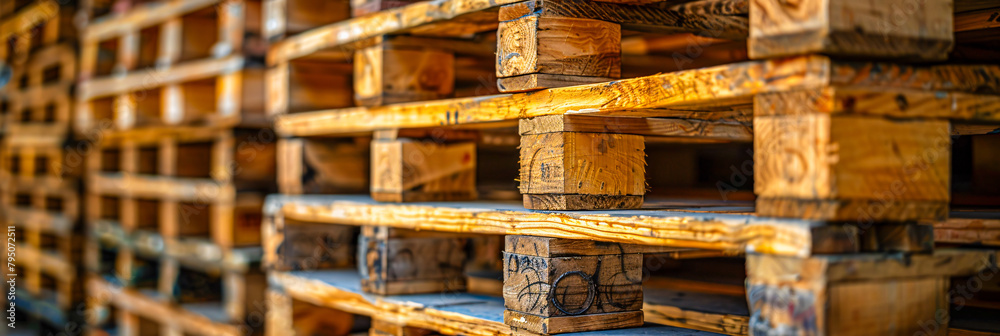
496,6,621,92
354,39,455,106
370,129,477,202
753,90,951,222
263,216,356,271
749,0,953,60
519,116,645,210
370,317,436,336
746,251,1000,335
503,236,644,334
358,226,468,295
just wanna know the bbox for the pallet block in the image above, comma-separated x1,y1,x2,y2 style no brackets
753,90,952,222
371,129,478,202
746,250,1000,336
503,235,644,334
262,215,357,271
353,38,455,106
370,317,436,336
262,0,350,41
749,0,953,60
518,115,645,210
359,226,468,295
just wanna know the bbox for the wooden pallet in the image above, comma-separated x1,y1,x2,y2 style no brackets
84,126,275,251
262,194,1000,335
85,224,265,335
76,0,267,133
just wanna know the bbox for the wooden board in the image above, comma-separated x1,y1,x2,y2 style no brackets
266,194,860,257
275,56,1000,136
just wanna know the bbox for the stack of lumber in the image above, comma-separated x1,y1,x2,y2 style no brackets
260,0,1000,335
0,1,86,334
76,0,275,335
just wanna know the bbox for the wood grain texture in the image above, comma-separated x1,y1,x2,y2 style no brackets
275,56,1000,135
519,115,752,140
496,14,621,78
519,132,645,196
754,113,951,221
354,42,455,106
371,138,477,202
271,195,856,256
749,0,953,60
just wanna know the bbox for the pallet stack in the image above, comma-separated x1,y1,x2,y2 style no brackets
261,0,1000,335
76,0,275,335
0,0,86,334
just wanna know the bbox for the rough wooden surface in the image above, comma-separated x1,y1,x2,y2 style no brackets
359,226,468,295
371,137,477,202
266,194,856,257
275,56,1000,136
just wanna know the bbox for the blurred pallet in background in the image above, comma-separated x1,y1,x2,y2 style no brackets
0,1,85,335
74,0,275,335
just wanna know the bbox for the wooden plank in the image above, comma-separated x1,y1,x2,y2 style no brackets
87,276,240,336
275,56,1000,136
82,0,220,42
269,195,858,257
749,0,953,60
519,115,752,140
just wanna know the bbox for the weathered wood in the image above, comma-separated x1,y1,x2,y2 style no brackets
503,235,644,333
749,0,953,60
360,226,468,295
754,106,951,221
519,114,752,140
746,250,999,336
519,129,645,210
371,136,477,202
264,216,356,271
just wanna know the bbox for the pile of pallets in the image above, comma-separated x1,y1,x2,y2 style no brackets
0,1,86,334
76,0,274,335
260,0,1000,335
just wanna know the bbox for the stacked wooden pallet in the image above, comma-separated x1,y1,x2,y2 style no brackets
76,0,275,335
0,1,86,334
261,0,1000,335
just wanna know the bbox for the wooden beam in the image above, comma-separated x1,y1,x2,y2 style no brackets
371,135,477,202
354,40,455,106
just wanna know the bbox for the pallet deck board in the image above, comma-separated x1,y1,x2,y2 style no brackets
271,269,728,336
267,194,835,257
275,55,1000,137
